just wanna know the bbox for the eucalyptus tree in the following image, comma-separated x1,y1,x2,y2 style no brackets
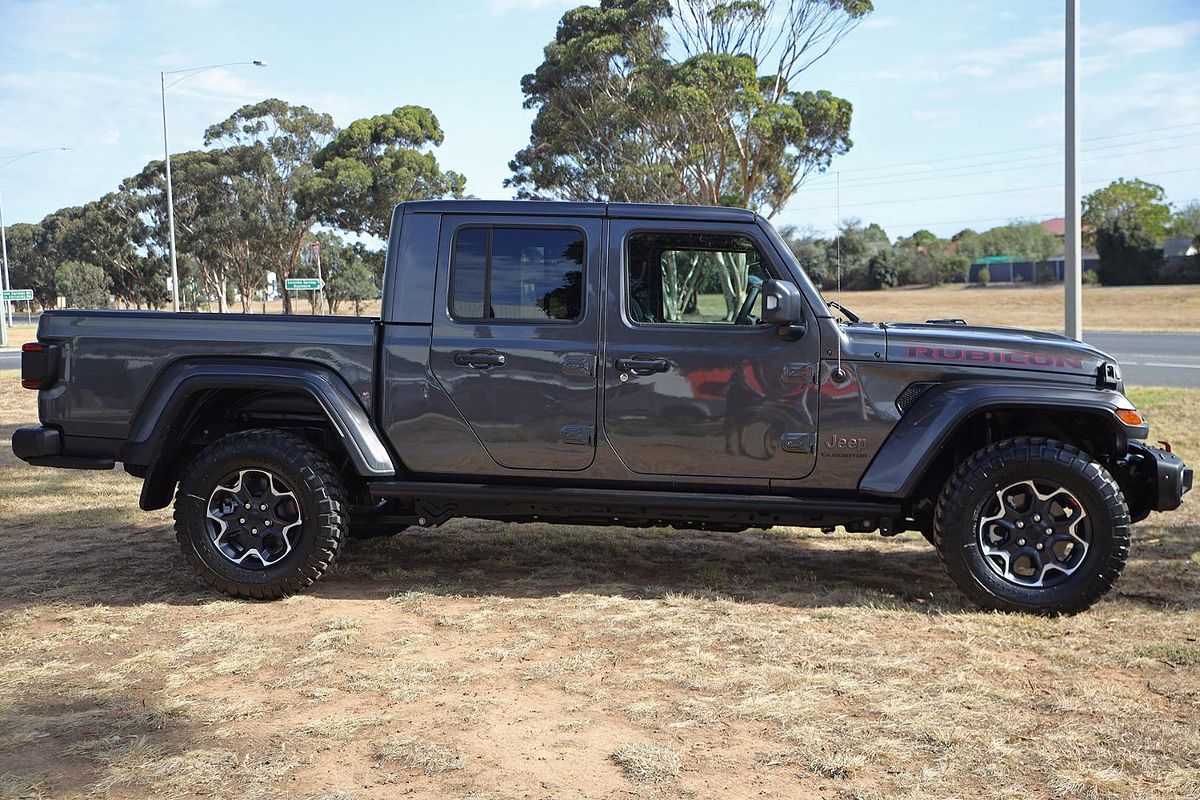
204,100,337,312
511,0,869,317
510,0,868,214
303,105,466,239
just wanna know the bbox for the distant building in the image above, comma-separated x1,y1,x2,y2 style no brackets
1163,236,1198,258
1039,217,1066,237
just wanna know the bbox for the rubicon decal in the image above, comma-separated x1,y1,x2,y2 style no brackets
906,346,1085,371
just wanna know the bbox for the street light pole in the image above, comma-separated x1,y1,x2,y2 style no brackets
0,190,9,347
161,71,181,312
1064,0,1083,341
160,60,266,313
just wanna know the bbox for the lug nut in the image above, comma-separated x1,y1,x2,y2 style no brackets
239,518,246,524
1036,543,1044,550
1045,527,1053,535
1016,520,1025,529
1018,538,1026,546
244,503,251,509
251,528,258,535
1033,514,1041,522
260,504,268,511
265,520,272,526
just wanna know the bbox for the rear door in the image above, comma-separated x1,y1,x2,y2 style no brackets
602,219,821,480
429,215,602,471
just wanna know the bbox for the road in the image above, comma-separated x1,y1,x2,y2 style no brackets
1085,331,1200,389
0,330,1196,386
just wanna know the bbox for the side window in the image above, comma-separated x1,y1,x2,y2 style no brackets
450,226,585,322
626,231,775,326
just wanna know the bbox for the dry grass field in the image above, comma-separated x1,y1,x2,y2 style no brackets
8,283,1199,337
0,373,1197,799
836,283,1200,332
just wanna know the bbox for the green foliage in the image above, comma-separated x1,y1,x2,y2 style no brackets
866,249,898,289
1082,268,1100,286
975,221,1060,262
203,99,337,312
54,260,111,308
1094,215,1163,286
1083,178,1172,244
977,266,990,286
1168,200,1200,239
777,225,830,287
509,0,869,215
305,106,465,238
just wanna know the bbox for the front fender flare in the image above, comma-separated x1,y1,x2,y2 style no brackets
858,381,1145,499
122,359,396,510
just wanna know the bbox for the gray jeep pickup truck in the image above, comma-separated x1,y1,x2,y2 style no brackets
13,200,1192,613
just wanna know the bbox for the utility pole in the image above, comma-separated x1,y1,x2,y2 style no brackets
1064,0,1083,340
161,70,181,313
0,190,8,347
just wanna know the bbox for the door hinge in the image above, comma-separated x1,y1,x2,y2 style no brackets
560,424,595,446
780,432,817,454
562,354,596,378
781,363,816,383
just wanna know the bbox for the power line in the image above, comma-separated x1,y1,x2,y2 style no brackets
787,166,1200,213
799,137,1200,193
799,121,1200,182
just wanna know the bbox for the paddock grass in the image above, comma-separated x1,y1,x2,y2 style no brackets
0,373,1196,799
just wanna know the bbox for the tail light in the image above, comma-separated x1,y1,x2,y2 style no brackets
21,342,60,390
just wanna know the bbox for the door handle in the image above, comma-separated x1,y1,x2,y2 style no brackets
453,350,507,368
615,356,670,374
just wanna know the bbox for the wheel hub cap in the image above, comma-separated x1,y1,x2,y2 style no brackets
206,469,302,568
977,479,1090,588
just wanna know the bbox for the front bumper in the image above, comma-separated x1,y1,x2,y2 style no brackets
11,425,115,470
1123,441,1192,515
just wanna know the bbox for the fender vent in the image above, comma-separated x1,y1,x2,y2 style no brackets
896,382,937,414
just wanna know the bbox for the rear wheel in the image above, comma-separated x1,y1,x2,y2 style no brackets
174,429,347,599
933,437,1130,614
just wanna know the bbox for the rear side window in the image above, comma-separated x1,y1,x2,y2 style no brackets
450,226,585,322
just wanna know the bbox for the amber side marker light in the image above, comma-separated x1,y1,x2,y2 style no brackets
21,342,46,390
1115,408,1146,426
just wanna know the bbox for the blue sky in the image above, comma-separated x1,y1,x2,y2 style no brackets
1,0,1198,240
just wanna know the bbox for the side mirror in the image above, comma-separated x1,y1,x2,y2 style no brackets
761,279,806,339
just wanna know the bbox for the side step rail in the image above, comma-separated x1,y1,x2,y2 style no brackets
369,481,902,530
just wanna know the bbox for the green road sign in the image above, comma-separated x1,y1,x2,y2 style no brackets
2,289,33,302
284,278,324,291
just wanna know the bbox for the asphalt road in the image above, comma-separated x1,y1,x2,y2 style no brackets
0,330,1196,386
1084,331,1200,389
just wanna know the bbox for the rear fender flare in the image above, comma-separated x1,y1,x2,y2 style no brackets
858,381,1145,499
122,359,395,510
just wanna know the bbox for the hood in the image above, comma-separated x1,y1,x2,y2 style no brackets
883,321,1114,380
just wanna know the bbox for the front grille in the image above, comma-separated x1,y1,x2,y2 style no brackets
896,382,937,414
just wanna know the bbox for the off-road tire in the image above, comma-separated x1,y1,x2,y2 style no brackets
174,429,347,599
933,436,1130,614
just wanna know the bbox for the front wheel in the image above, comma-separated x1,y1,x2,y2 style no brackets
174,429,348,599
933,437,1130,614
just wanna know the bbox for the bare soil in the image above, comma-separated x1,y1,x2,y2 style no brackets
0,375,1197,799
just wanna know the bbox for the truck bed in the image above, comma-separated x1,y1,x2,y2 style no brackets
35,310,378,442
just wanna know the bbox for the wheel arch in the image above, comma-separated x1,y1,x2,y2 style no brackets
860,381,1146,503
121,358,397,511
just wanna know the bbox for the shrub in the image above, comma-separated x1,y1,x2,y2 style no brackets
977,266,990,286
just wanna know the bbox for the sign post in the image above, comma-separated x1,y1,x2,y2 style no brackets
284,278,324,292
308,242,324,316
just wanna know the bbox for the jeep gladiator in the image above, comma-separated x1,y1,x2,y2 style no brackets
12,201,1193,613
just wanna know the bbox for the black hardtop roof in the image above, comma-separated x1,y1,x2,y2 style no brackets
402,199,758,223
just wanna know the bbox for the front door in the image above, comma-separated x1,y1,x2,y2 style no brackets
602,220,820,480
429,215,602,471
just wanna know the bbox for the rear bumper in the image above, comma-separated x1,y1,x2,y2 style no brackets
1126,441,1192,513
11,425,115,470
